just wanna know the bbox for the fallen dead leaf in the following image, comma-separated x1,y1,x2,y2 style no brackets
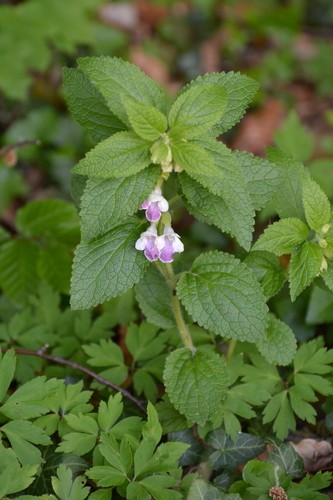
290,438,333,472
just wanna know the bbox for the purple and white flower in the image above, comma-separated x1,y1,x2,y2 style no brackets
140,187,169,222
135,225,159,261
157,225,184,263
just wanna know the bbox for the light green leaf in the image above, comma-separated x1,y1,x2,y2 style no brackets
289,241,323,301
125,322,165,362
87,465,126,487
177,251,268,342
0,444,38,497
275,111,314,163
78,56,166,126
56,432,97,456
70,222,149,309
83,339,128,385
0,349,16,402
302,174,331,230
63,68,126,143
208,430,265,470
252,218,309,255
244,251,286,299
263,391,296,440
80,166,160,242
0,239,39,304
267,148,305,220
257,314,297,366
135,266,175,329
169,84,226,139
164,347,229,426
306,286,333,324
72,131,151,178
142,402,163,446
1,419,51,465
322,261,333,292
97,393,124,433
179,72,259,135
235,150,283,210
51,465,90,500
123,96,167,141
171,140,224,195
16,199,80,244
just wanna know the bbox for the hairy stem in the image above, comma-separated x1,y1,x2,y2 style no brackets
156,262,196,354
1,346,146,413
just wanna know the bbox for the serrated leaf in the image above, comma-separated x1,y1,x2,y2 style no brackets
72,131,151,178
0,239,39,304
80,166,159,242
51,465,90,500
177,251,268,342
253,218,309,255
257,314,297,366
63,68,126,143
83,339,128,385
16,199,80,244
0,445,38,497
244,251,286,299
0,349,16,402
275,111,314,163
169,83,226,139
125,322,165,362
135,265,175,329
293,338,333,375
267,443,303,478
208,430,265,470
289,241,323,301
263,391,296,440
267,148,306,220
97,393,124,433
235,150,283,210
1,419,51,465
302,174,331,230
179,72,259,135
123,96,167,141
70,222,149,309
78,56,166,126
164,347,229,426
172,140,224,194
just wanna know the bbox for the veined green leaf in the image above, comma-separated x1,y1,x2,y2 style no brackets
51,465,90,500
78,56,166,126
275,111,314,163
123,96,167,141
252,218,309,255
164,347,229,426
80,166,160,242
70,222,149,309
178,72,259,135
177,251,268,342
0,349,16,403
72,131,151,178
289,241,323,301
302,174,331,230
257,314,297,366
208,430,265,470
63,68,126,144
0,445,38,497
244,251,286,299
169,83,226,139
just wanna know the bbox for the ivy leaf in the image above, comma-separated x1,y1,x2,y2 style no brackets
266,148,305,220
123,96,167,141
169,84,226,139
178,72,259,135
302,174,331,231
0,239,39,304
235,150,283,210
72,131,151,178
164,347,229,426
208,430,265,471
70,222,149,309
135,266,175,329
177,251,268,342
257,314,297,366
244,251,286,299
51,464,90,500
0,349,16,402
267,442,303,478
80,166,160,242
171,140,224,194
289,242,323,302
253,218,309,255
180,141,255,251
78,56,166,126
62,68,126,144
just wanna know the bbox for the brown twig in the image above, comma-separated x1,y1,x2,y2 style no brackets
1,346,147,414
0,139,41,158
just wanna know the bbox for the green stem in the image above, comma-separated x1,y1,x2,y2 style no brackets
227,338,237,360
155,262,196,354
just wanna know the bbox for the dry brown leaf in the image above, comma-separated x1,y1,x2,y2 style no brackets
290,438,333,472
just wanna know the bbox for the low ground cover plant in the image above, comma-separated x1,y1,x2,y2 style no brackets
0,55,333,498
